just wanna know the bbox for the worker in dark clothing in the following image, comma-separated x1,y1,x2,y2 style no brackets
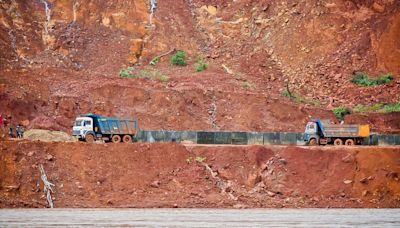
0,114,4,139
16,124,24,138
9,127,15,138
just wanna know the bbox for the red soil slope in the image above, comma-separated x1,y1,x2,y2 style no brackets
1,141,399,208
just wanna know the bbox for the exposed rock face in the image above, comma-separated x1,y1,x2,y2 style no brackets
0,0,399,132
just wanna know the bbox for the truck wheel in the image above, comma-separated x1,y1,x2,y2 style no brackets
85,134,95,143
345,139,355,146
309,138,318,146
122,135,132,143
112,135,121,143
333,138,343,146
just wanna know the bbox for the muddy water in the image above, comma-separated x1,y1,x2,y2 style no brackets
0,209,399,227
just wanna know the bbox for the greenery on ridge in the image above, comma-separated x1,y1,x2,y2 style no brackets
171,51,187,66
333,106,351,121
351,72,393,87
119,67,169,82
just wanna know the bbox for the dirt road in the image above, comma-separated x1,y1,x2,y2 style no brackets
1,208,399,227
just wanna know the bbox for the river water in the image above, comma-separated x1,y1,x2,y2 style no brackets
0,208,399,227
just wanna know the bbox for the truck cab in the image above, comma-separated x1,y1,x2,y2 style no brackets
72,116,95,141
304,121,319,145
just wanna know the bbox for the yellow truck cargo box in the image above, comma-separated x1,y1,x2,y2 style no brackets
358,125,370,137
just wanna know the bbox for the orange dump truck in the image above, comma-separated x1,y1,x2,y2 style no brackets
304,119,370,146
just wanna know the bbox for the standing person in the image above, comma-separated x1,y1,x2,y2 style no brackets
16,124,24,138
9,126,14,138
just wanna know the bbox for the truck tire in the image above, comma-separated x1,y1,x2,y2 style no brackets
85,134,95,143
112,135,121,143
345,139,355,146
333,138,343,146
122,135,132,143
309,138,318,146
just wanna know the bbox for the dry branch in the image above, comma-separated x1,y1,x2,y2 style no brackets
39,164,55,208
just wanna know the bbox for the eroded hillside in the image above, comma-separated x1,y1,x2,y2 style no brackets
0,0,399,132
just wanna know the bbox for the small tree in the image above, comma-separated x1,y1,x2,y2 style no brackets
171,51,187,66
333,107,351,121
195,56,208,72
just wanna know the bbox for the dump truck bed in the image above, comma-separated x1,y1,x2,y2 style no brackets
97,118,138,135
80,114,139,135
321,124,370,138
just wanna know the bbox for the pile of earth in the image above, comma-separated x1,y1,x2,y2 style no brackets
23,129,76,142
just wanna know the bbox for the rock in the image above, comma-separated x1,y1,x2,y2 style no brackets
266,190,276,197
278,159,287,165
21,119,30,127
359,177,369,184
386,171,398,180
45,154,54,161
128,39,143,64
150,180,160,188
102,17,111,27
247,173,261,187
5,185,20,192
173,203,178,208
343,180,353,184
27,151,35,157
362,190,369,196
372,2,385,13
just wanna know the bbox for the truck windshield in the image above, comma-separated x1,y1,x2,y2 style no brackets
74,120,83,126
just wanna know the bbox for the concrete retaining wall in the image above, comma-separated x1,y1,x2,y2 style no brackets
136,130,400,146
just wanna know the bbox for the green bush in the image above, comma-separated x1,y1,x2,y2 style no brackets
351,72,393,87
383,103,400,113
195,56,208,72
119,67,135,78
333,107,351,121
171,51,187,66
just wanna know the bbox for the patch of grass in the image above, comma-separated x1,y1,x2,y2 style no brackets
353,103,384,113
241,81,255,90
171,51,187,66
119,67,169,82
383,103,400,113
119,67,135,78
195,56,208,72
137,69,169,82
333,106,351,121
352,102,400,113
195,156,207,163
149,57,160,66
351,72,393,87
282,88,320,106
186,157,193,164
